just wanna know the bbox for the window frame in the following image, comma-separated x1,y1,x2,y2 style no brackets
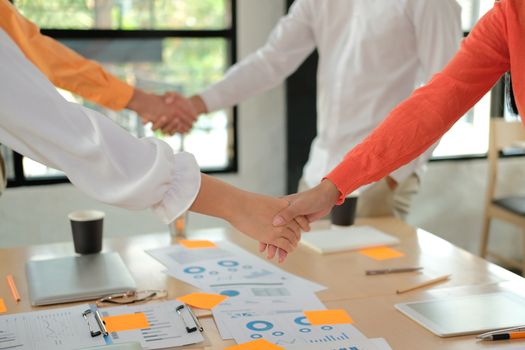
6,0,238,188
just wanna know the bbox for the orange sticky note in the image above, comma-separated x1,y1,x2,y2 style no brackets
0,298,6,313
225,339,285,350
179,239,217,249
304,309,354,325
358,246,405,260
102,313,150,333
177,292,228,310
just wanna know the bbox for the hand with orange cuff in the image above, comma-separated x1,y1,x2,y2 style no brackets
127,89,197,134
258,179,340,260
144,93,206,135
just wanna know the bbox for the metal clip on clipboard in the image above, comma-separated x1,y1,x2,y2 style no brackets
82,309,109,337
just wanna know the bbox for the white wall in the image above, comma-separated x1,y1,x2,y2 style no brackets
0,0,287,248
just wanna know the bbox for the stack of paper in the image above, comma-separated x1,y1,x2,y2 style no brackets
146,241,392,348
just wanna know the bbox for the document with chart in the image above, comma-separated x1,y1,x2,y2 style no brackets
224,311,367,346
146,241,325,294
0,301,203,350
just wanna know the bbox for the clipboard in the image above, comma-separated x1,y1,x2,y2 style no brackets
0,301,205,350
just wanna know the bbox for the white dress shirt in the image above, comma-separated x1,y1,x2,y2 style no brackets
201,0,462,189
0,29,201,223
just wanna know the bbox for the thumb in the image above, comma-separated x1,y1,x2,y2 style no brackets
272,204,297,227
163,92,179,104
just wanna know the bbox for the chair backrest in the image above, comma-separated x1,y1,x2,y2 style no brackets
486,119,525,202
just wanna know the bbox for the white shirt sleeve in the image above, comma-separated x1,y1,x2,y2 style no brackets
390,0,462,183
200,0,316,112
0,30,201,224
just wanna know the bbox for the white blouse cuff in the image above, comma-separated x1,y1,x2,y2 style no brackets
199,88,223,113
152,151,201,224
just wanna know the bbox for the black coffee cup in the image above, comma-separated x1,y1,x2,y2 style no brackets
330,196,358,227
68,210,104,254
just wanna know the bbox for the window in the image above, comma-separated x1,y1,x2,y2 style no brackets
4,0,237,187
432,0,501,159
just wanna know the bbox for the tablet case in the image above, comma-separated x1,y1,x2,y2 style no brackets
300,225,400,254
26,252,136,306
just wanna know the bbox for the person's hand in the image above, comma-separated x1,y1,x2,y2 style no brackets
273,179,341,226
153,93,205,135
126,89,196,134
257,180,339,258
226,193,309,263
149,93,207,135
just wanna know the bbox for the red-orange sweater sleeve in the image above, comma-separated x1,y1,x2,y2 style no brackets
325,0,511,203
0,0,134,111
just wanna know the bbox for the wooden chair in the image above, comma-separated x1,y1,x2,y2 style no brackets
480,118,525,275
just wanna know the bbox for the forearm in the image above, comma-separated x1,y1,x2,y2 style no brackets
0,1,133,110
200,0,315,113
326,2,509,202
189,174,246,222
0,30,200,223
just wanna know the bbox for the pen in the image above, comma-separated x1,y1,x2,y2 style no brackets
478,326,525,338
6,274,20,302
366,267,423,275
478,331,525,341
396,274,451,294
176,305,197,333
187,306,204,332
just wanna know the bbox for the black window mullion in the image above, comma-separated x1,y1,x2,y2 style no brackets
41,29,234,39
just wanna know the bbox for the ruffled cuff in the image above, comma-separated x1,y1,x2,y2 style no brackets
152,151,201,224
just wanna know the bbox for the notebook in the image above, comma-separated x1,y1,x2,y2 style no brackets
300,225,400,254
395,292,525,337
26,252,136,306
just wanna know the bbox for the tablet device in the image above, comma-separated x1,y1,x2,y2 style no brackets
300,226,400,254
26,252,136,306
395,292,525,337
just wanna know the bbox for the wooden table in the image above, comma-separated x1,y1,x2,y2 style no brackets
1,217,524,349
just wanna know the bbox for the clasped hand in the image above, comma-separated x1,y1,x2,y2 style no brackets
260,179,341,262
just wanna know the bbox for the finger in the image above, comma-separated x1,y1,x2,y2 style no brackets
278,249,288,263
294,216,311,232
164,119,183,135
177,107,198,124
272,205,298,227
151,115,170,131
165,117,193,135
307,207,332,222
259,242,267,253
273,237,294,254
286,220,301,246
266,245,278,260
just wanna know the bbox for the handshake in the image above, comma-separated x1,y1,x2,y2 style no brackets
126,88,342,263
226,179,341,264
126,88,206,135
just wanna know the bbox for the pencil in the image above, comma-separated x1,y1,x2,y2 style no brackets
366,267,423,275
6,274,20,302
396,274,451,294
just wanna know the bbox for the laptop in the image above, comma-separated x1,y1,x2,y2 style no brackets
26,252,136,306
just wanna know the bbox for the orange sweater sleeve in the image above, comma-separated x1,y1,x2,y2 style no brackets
325,0,511,203
0,0,133,111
